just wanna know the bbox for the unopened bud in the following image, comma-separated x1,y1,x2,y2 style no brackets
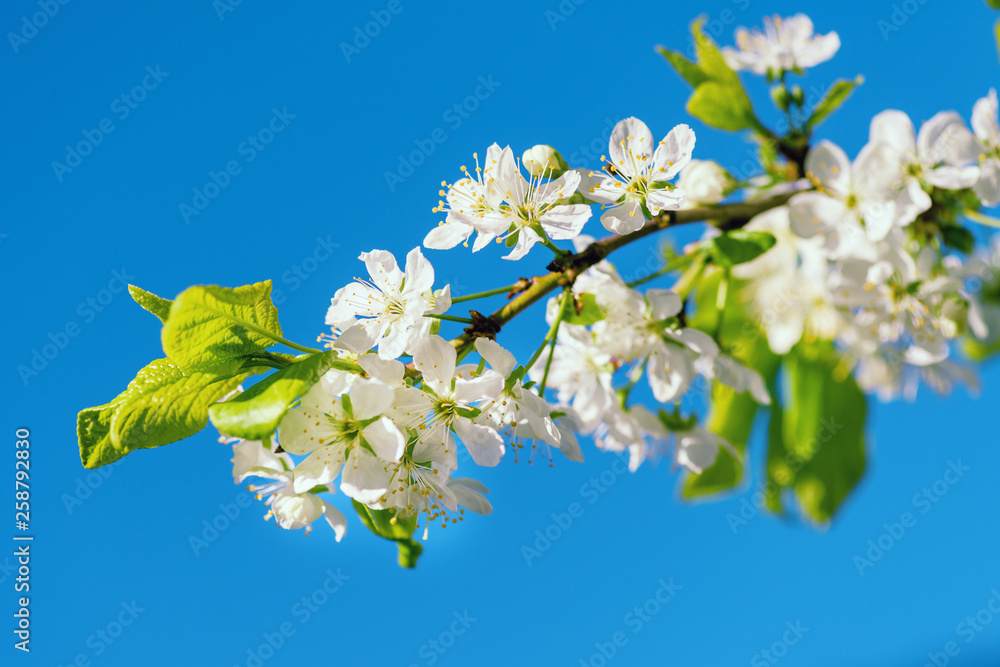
522,145,569,178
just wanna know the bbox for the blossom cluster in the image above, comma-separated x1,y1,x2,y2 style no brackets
736,94,1000,400
224,13,1000,543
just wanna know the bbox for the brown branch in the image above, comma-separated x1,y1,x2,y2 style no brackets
449,190,798,355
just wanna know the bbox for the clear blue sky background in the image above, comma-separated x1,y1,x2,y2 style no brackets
4,1,1000,665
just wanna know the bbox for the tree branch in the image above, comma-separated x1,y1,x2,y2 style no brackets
449,190,797,354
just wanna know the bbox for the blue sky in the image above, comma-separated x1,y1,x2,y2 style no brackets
4,0,1000,665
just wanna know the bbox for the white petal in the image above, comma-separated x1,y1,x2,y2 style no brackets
413,335,456,386
652,124,696,180
292,448,345,494
362,417,405,462
321,500,347,541
448,478,493,515
610,117,655,177
540,205,591,240
453,419,505,467
358,353,405,385
339,447,390,504
475,338,517,377
349,379,395,420
600,200,646,234
424,222,472,250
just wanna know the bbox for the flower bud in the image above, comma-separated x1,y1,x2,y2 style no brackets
770,83,791,111
940,297,970,338
522,145,569,178
677,160,733,206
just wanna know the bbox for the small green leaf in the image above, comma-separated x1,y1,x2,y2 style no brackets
128,285,173,323
561,293,606,325
79,359,244,469
161,281,283,373
656,46,709,87
209,351,339,440
941,225,976,254
352,500,423,568
710,231,777,267
687,81,759,132
806,76,863,130
690,18,738,84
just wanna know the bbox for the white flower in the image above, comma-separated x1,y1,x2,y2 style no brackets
972,89,1000,207
734,206,843,354
530,325,616,429
425,144,511,251
677,160,731,206
395,335,506,467
483,146,592,260
789,139,898,248
230,439,347,539
474,338,559,452
722,14,840,75
327,247,443,359
278,378,406,505
861,109,982,229
577,117,694,234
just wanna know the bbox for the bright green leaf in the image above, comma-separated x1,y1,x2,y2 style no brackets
110,359,244,462
161,281,283,373
128,285,173,323
782,345,867,523
656,46,709,87
682,383,752,499
79,359,244,469
687,81,758,132
209,352,339,440
806,76,863,129
710,231,777,267
561,293,606,326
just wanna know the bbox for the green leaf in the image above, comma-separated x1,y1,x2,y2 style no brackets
806,76,863,129
690,18,738,84
656,46,709,87
352,500,423,568
209,351,339,440
782,345,867,523
687,81,759,132
989,0,1000,10
941,225,976,254
161,281,283,373
79,359,244,469
561,293,606,326
128,285,173,323
681,383,751,499
710,231,777,267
